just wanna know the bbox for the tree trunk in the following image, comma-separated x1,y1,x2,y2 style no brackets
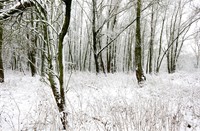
28,11,37,77
135,0,146,84
148,6,155,74
57,0,72,129
0,3,4,82
92,0,100,74
41,24,47,77
156,10,166,73
28,50,37,76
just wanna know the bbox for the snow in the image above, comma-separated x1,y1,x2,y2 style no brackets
1,70,200,130
0,71,62,131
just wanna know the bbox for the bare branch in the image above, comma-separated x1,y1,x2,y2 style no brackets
0,1,33,21
97,2,154,56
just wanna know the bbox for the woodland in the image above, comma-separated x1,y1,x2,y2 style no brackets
0,0,200,130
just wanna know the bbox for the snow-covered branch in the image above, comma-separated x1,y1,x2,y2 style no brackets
0,1,33,20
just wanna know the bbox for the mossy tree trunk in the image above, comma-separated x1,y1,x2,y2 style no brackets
57,0,72,129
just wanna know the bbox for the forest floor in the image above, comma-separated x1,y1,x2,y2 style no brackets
0,70,200,131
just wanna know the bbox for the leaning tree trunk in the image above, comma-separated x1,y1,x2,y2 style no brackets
156,10,166,73
57,0,72,129
0,3,4,83
135,0,146,84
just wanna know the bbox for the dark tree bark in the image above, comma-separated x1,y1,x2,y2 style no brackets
0,25,4,83
41,24,47,77
57,0,72,129
0,1,33,20
0,2,4,82
92,0,100,74
28,50,37,76
0,0,72,129
146,6,155,74
135,0,146,84
28,11,37,77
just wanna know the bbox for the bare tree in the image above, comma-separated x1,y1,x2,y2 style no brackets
0,0,72,129
57,0,72,129
0,2,4,82
146,4,158,74
192,28,200,68
135,0,146,84
156,0,200,73
156,6,167,73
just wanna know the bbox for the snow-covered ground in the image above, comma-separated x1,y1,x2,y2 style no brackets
0,71,62,131
1,70,200,131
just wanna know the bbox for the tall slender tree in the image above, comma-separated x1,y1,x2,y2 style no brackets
27,10,37,76
0,2,4,82
92,0,100,73
57,0,72,129
146,5,157,74
135,0,146,84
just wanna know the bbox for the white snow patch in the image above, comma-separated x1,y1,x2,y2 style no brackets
1,71,200,130
0,71,62,131
66,71,200,131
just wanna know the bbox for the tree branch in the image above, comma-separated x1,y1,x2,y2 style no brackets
0,1,33,21
97,2,154,56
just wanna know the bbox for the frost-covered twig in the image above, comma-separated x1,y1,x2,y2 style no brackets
0,1,33,20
